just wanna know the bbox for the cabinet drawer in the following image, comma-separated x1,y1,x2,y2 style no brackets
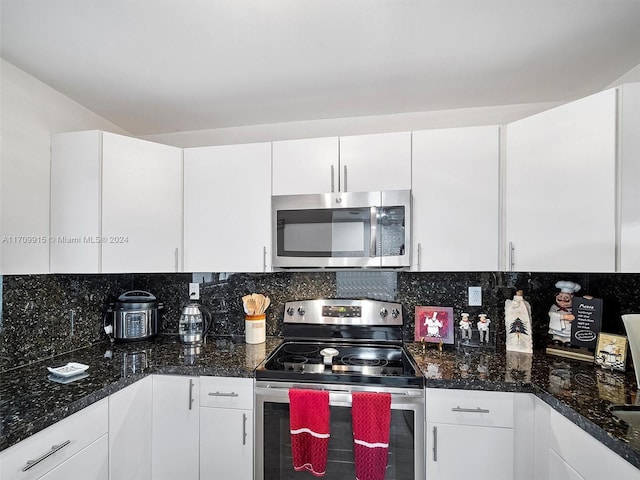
426,389,514,428
0,398,108,480
199,376,253,410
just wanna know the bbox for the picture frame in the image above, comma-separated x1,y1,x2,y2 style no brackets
415,306,454,344
594,333,628,372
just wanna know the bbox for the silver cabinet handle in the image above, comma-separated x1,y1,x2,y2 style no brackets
330,165,335,193
417,242,422,271
242,413,248,446
263,246,267,273
509,241,515,271
174,247,179,272
22,440,71,471
452,406,490,414
343,165,348,192
432,426,437,462
188,379,194,410
208,391,239,397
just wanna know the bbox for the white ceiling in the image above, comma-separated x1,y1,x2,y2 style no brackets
2,0,640,136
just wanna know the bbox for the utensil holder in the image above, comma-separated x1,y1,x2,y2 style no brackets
245,314,266,344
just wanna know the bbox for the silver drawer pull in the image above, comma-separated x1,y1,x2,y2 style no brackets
452,406,490,414
22,440,71,471
208,391,238,397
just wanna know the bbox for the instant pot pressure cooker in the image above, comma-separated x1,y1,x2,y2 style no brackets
104,291,162,342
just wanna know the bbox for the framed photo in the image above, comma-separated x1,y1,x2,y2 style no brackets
594,333,628,372
415,306,454,344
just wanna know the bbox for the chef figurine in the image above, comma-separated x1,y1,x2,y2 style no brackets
425,311,443,337
459,313,472,342
477,314,491,344
548,280,581,347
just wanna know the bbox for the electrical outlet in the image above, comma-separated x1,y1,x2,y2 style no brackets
189,283,200,300
468,286,482,306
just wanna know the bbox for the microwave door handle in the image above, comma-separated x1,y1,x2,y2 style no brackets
370,207,378,257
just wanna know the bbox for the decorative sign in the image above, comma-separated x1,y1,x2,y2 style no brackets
415,306,454,344
570,297,603,349
594,333,628,372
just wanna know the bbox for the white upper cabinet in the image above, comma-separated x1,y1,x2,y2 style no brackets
272,132,411,195
338,132,411,192
619,83,640,273
50,131,183,273
505,89,617,272
412,126,500,271
272,137,339,195
101,133,183,273
184,142,272,272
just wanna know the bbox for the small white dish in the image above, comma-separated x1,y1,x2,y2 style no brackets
47,362,89,378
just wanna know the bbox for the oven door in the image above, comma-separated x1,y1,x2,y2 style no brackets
254,381,424,480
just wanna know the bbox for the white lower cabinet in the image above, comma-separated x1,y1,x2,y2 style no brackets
546,407,640,480
39,435,108,480
425,389,515,480
199,376,254,480
0,398,108,480
109,376,153,480
152,375,200,480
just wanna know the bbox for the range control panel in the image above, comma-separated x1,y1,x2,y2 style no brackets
283,299,402,326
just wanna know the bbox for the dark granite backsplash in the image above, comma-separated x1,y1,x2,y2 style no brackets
2,271,640,371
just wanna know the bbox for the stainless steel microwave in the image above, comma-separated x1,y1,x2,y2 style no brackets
272,190,411,269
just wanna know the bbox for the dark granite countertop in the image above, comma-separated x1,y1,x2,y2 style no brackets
2,336,640,471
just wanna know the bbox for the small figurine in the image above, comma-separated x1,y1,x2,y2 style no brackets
477,314,491,344
548,281,581,347
424,311,443,337
459,312,472,341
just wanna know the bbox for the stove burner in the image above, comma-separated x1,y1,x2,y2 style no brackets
340,354,388,368
282,344,320,356
278,355,308,372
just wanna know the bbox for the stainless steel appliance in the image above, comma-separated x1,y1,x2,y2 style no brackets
178,301,212,345
104,291,162,342
272,190,411,269
254,298,424,480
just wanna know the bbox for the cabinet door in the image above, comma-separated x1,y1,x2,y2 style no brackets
39,435,108,480
426,423,514,480
272,137,339,194
184,142,271,272
505,89,617,272
101,133,183,273
339,132,411,192
620,82,640,273
50,130,102,273
412,126,500,271
109,377,152,480
152,375,199,480
200,408,253,479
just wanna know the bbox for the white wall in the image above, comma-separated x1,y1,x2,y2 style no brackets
140,101,565,148
0,59,129,274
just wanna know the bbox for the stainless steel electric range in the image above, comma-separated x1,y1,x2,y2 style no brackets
254,298,425,480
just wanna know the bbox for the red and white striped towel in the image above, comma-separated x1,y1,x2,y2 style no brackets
352,392,392,480
289,389,331,477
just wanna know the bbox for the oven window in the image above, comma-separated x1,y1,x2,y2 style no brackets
263,403,414,479
276,208,370,257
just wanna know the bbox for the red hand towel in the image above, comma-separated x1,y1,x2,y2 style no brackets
352,392,392,480
289,389,331,477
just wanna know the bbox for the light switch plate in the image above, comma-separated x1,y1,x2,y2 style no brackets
468,286,482,306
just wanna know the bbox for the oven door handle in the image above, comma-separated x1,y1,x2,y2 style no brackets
255,384,424,407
